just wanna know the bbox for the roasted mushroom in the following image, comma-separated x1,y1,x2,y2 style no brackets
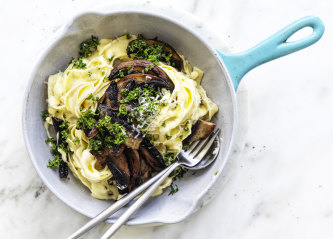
117,74,173,102
104,81,119,111
86,126,99,139
127,39,183,71
51,117,63,133
185,119,216,144
140,139,166,171
125,148,141,191
140,157,152,182
104,145,131,191
109,60,172,86
51,117,69,178
59,161,69,178
125,133,143,150
90,148,109,167
98,104,142,137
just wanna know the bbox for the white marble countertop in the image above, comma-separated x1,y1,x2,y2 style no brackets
1,0,333,238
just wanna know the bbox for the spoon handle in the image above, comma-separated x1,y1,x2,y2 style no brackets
100,162,180,239
67,164,174,239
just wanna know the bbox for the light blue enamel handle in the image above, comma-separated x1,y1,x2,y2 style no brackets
217,16,324,91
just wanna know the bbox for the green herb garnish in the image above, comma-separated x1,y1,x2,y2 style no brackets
118,104,127,117
88,118,127,153
164,153,176,166
108,56,114,63
58,142,73,154
144,64,154,73
121,88,129,97
137,34,144,40
79,35,99,58
45,137,58,156
119,69,125,78
128,40,173,65
73,137,80,145
47,154,61,168
168,182,179,195
76,109,97,131
71,58,87,69
88,138,103,153
182,144,190,150
119,87,140,103
59,120,70,140
183,120,190,131
126,85,164,129
45,137,56,145
87,93,99,103
41,110,49,122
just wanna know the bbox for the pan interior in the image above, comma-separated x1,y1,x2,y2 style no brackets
23,11,236,224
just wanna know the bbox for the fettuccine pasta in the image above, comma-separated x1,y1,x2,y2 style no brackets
44,35,218,200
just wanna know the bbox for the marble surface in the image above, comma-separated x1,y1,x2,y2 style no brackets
1,0,333,238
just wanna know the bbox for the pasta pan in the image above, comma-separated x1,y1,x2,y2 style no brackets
22,8,324,225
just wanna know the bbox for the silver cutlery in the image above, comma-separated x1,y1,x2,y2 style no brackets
100,128,221,239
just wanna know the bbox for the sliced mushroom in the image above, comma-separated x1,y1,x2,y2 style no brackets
90,148,109,167
140,139,166,171
125,148,141,191
104,81,119,111
109,60,173,87
125,133,143,150
51,117,63,133
86,126,99,139
127,39,183,71
51,117,69,178
140,155,152,182
117,74,172,102
105,145,131,191
123,73,173,90
51,116,66,148
185,119,216,144
59,160,69,178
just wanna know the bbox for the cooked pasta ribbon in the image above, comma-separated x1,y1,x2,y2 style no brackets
45,35,218,200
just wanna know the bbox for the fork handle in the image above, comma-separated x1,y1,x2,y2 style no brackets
67,164,174,239
100,162,180,239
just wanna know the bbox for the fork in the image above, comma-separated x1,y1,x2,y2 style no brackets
100,128,221,239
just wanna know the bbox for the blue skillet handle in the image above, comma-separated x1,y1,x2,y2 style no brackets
217,16,324,91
